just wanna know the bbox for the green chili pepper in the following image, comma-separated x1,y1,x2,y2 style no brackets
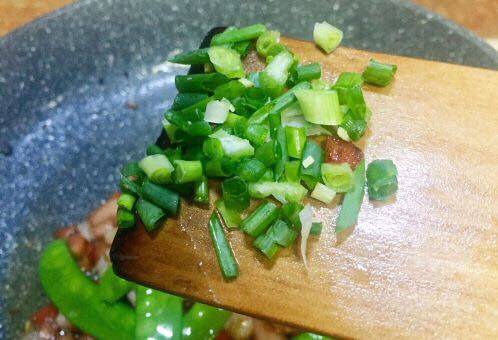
39,241,135,340
98,266,134,303
182,303,231,339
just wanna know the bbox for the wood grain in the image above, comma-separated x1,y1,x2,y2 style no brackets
112,38,498,339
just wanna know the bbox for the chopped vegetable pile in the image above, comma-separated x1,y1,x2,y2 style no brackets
117,23,399,280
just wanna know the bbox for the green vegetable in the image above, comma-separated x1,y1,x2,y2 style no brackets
172,92,209,111
141,180,180,215
294,89,342,125
136,198,166,231
366,159,398,200
266,219,298,247
248,181,307,204
208,212,239,280
245,124,269,146
39,241,135,340
194,176,209,204
285,126,307,158
253,233,281,259
362,59,397,86
313,21,343,53
241,201,280,237
139,154,175,184
335,85,366,120
182,303,231,339
284,160,301,183
291,63,322,83
222,176,250,211
333,72,364,88
98,266,133,303
208,46,244,78
205,158,239,178
117,193,136,211
204,99,232,124
216,200,242,229
300,140,324,186
136,286,183,340
321,163,354,193
310,222,323,236
209,129,254,159
256,30,280,57
339,112,367,141
162,118,179,142
203,138,224,160
214,80,247,100
310,182,336,204
117,208,135,229
146,143,165,156
236,158,267,182
121,161,146,183
336,160,365,232
119,176,141,196
281,202,304,228
174,160,203,184
292,332,332,340
259,50,295,97
175,73,230,93
169,48,210,65
211,24,267,45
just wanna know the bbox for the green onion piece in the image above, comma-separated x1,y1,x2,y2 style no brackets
204,99,232,124
248,81,311,124
300,140,324,185
292,332,332,340
175,73,230,93
253,233,281,259
336,160,365,233
362,59,397,86
268,112,281,139
274,127,288,181
241,201,280,237
281,202,304,228
215,200,242,229
117,193,136,211
265,43,289,62
168,48,210,65
310,78,331,90
187,121,213,137
313,21,343,54
208,212,239,280
294,89,342,125
174,160,203,184
335,85,366,120
183,145,206,162
139,154,174,184
259,50,294,98
119,176,141,196
222,177,250,211
117,208,135,229
214,80,247,100
146,144,164,156
255,141,278,167
284,160,301,183
310,182,336,204
211,24,267,45
165,109,213,137
245,124,269,146
121,162,145,183
203,138,224,160
193,176,209,204
339,113,367,141
141,181,180,216
285,126,307,159
321,163,354,193
224,113,248,137
366,159,398,200
230,40,252,58
248,182,307,204
164,147,182,163
292,63,322,83
208,46,244,79
260,168,275,182
333,72,364,88
209,129,254,159
162,118,178,143
310,222,323,236
267,219,297,247
135,198,166,231
205,158,238,178
256,30,280,57
236,158,267,183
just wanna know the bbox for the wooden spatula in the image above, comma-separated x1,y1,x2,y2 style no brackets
111,35,498,338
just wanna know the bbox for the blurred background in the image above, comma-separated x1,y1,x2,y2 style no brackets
1,0,497,49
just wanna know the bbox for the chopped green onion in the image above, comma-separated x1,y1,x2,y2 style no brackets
204,98,233,123
174,160,203,184
211,24,267,45
274,127,288,181
183,145,206,162
141,180,180,216
194,176,209,204
222,177,250,211
209,129,254,159
119,176,141,196
256,30,280,57
310,182,336,204
285,126,307,159
362,59,397,86
139,154,174,184
216,200,242,229
240,201,280,237
313,21,343,54
175,73,230,93
117,208,135,229
302,156,315,168
335,85,366,120
268,112,281,138
266,219,297,247
161,118,178,143
168,48,210,65
203,138,224,160
281,202,304,228
336,160,365,233
366,159,398,200
238,78,254,88
310,78,331,90
321,163,354,193
205,158,238,178
208,46,244,79
339,113,367,141
294,89,342,125
299,204,313,269
259,50,294,98
255,141,278,167
146,144,164,156
333,72,364,88
265,43,289,62
310,222,323,236
117,193,136,211
224,113,248,137
300,140,324,186
208,212,239,280
135,198,166,232
214,80,247,100
248,181,307,204
236,158,267,183
230,40,252,58
121,162,145,183
291,63,322,83
253,234,280,259
245,124,269,146
284,160,301,183
259,168,275,182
